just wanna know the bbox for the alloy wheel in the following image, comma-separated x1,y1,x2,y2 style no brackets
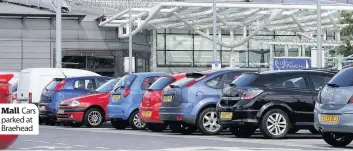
88,111,102,126
202,112,221,133
266,113,287,136
133,113,146,128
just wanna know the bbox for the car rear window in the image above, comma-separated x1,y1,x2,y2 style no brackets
44,78,63,90
327,68,353,87
149,76,175,90
95,79,118,93
231,73,259,87
114,74,137,88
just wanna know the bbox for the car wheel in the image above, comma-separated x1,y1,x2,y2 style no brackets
83,108,105,128
147,123,168,132
197,107,223,135
111,120,128,130
288,127,300,134
259,109,291,139
309,127,320,134
129,111,146,130
229,126,256,138
322,132,353,147
71,123,82,128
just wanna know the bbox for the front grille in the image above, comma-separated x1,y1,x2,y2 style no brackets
57,114,70,118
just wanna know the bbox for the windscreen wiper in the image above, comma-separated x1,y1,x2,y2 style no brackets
327,83,340,87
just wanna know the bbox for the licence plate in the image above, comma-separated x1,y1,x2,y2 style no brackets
142,111,152,117
220,112,233,120
321,115,339,123
39,106,46,111
57,109,64,114
113,95,121,101
163,96,173,102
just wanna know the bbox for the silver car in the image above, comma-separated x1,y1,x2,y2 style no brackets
314,67,353,147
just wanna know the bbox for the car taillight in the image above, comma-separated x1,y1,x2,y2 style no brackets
12,94,17,101
348,95,353,104
54,80,66,91
123,88,131,97
28,92,32,103
241,88,263,100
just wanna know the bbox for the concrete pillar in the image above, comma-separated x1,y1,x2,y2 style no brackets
150,30,157,72
114,50,124,78
269,44,274,71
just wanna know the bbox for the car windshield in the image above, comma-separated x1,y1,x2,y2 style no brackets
95,79,118,93
327,67,353,87
114,74,137,89
149,76,175,90
231,73,259,87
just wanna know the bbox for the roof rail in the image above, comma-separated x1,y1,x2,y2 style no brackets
302,68,339,73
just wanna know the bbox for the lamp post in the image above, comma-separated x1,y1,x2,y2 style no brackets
128,0,133,73
55,0,62,68
212,0,219,69
316,0,322,67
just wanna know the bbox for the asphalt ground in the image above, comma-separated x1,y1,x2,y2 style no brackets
8,123,353,151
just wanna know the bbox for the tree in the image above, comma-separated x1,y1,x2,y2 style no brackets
337,11,353,57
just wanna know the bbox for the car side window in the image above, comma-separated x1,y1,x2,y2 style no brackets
272,76,308,89
224,71,242,87
141,76,159,90
310,75,333,90
205,74,225,89
74,79,95,90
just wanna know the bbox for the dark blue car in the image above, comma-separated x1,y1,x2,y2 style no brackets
107,72,169,130
159,68,257,135
39,76,113,125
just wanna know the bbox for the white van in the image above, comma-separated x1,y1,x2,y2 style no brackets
17,68,100,105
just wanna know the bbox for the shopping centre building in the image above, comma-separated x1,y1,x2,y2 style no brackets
0,0,351,76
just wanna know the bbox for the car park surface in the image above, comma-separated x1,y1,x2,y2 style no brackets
57,78,120,128
217,69,337,139
108,72,169,130
140,73,186,132
159,68,257,135
39,76,113,125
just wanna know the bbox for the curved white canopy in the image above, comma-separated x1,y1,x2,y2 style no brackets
99,2,353,48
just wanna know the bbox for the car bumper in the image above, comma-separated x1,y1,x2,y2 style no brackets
314,104,353,134
217,105,259,126
56,107,86,122
39,103,56,119
159,103,195,125
140,106,163,124
107,104,130,120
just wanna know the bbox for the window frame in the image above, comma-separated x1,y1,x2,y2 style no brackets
270,74,310,90
140,76,160,90
73,78,96,90
308,73,334,91
204,73,226,89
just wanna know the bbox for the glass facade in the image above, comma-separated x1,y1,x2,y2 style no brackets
156,29,338,68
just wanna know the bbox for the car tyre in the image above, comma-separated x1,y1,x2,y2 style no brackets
197,107,223,135
129,110,146,130
229,126,256,138
83,108,105,128
322,132,353,147
147,123,168,132
260,109,291,139
111,120,128,130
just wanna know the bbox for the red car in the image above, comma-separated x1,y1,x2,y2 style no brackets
140,73,186,132
0,74,18,149
57,78,119,128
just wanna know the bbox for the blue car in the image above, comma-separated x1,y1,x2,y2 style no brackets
107,72,169,130
159,68,257,135
39,76,113,125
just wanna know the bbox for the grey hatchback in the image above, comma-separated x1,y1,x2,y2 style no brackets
314,67,353,147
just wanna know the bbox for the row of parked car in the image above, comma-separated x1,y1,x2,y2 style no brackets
3,67,353,148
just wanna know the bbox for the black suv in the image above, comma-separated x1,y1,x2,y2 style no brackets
216,69,338,139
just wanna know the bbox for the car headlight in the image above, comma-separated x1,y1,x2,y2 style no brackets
69,100,80,107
